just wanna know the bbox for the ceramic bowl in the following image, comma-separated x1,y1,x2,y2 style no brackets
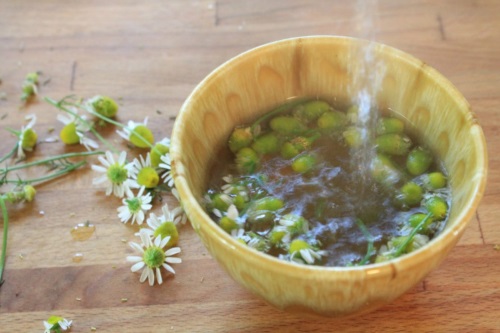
170,36,487,317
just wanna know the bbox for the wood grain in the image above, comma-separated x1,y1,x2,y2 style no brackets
0,0,499,332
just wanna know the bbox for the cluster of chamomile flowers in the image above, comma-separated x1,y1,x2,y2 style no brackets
49,94,186,287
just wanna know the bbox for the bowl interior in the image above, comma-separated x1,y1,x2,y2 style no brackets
171,36,487,316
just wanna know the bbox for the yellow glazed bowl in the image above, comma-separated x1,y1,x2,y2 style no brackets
170,36,488,317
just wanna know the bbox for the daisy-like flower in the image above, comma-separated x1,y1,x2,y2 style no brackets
279,214,309,237
127,229,182,286
86,95,119,118
172,188,188,225
91,151,133,198
158,153,174,187
141,203,183,247
16,114,37,159
231,228,250,244
288,239,325,265
127,153,160,189
246,232,271,253
117,117,154,148
57,108,98,151
117,186,153,225
150,137,171,167
43,315,72,333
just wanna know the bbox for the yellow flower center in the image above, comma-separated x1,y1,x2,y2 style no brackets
92,95,118,118
137,167,159,188
150,143,170,167
143,246,165,268
60,122,80,145
107,164,128,184
130,125,154,148
21,128,37,149
154,221,178,247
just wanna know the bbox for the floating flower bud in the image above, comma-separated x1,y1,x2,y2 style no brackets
228,127,253,153
251,132,280,155
235,147,259,174
317,110,347,133
249,196,284,212
375,133,412,156
406,146,433,176
424,196,448,220
376,117,405,135
424,171,447,190
370,154,402,186
397,181,423,207
342,126,363,148
295,100,330,123
408,213,433,232
291,153,316,173
269,116,307,136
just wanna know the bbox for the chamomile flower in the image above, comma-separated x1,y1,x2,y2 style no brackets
246,232,271,253
231,228,250,244
16,114,37,159
43,316,72,333
91,151,133,198
279,214,309,237
117,186,152,225
117,117,154,148
142,203,182,247
150,137,171,167
86,95,119,118
57,108,98,151
158,153,174,187
172,188,188,225
288,239,325,265
127,153,160,189
127,229,182,286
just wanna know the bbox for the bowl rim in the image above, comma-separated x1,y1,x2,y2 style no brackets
171,35,488,278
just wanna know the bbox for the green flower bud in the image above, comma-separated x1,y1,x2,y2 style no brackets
228,127,253,153
60,123,80,145
342,126,363,148
406,146,433,176
370,154,401,186
397,182,423,207
295,100,330,123
136,166,159,188
408,213,433,232
317,110,347,133
269,227,287,245
235,147,259,174
130,125,154,148
23,185,36,202
289,239,311,254
424,172,447,190
280,213,309,236
212,193,232,212
21,128,38,150
150,142,170,167
280,135,318,159
250,197,284,212
251,132,280,155
25,72,39,84
424,196,448,220
291,154,316,173
154,221,179,247
220,216,239,233
375,133,412,156
90,95,119,118
269,116,307,136
376,117,405,135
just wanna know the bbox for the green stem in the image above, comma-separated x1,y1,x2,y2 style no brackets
0,144,18,164
45,97,118,153
392,212,433,257
250,97,310,133
2,160,86,185
355,218,375,265
0,196,8,286
1,151,103,173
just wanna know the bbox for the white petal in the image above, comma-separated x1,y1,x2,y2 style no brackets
140,267,149,283
130,261,145,272
148,267,155,286
156,267,163,285
165,257,182,264
126,255,143,263
162,263,176,274
165,247,181,256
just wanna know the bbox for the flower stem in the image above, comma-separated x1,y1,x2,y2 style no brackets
0,196,8,287
1,151,103,173
0,145,18,164
2,160,87,185
392,212,433,257
355,218,375,265
44,97,118,153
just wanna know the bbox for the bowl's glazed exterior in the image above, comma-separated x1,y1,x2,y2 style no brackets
171,36,487,316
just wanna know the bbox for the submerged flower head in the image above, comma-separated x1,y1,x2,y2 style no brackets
43,316,72,333
17,114,37,159
117,186,152,225
117,117,154,148
91,151,133,198
127,153,160,189
57,108,98,150
127,229,182,286
288,239,325,265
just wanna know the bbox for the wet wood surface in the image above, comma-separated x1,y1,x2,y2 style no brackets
0,0,499,332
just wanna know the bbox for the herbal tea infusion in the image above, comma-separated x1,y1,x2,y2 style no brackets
204,98,451,266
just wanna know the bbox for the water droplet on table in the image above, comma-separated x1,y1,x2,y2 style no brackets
72,253,84,263
70,221,96,241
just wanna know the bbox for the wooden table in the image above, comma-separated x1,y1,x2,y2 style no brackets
0,1,498,332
